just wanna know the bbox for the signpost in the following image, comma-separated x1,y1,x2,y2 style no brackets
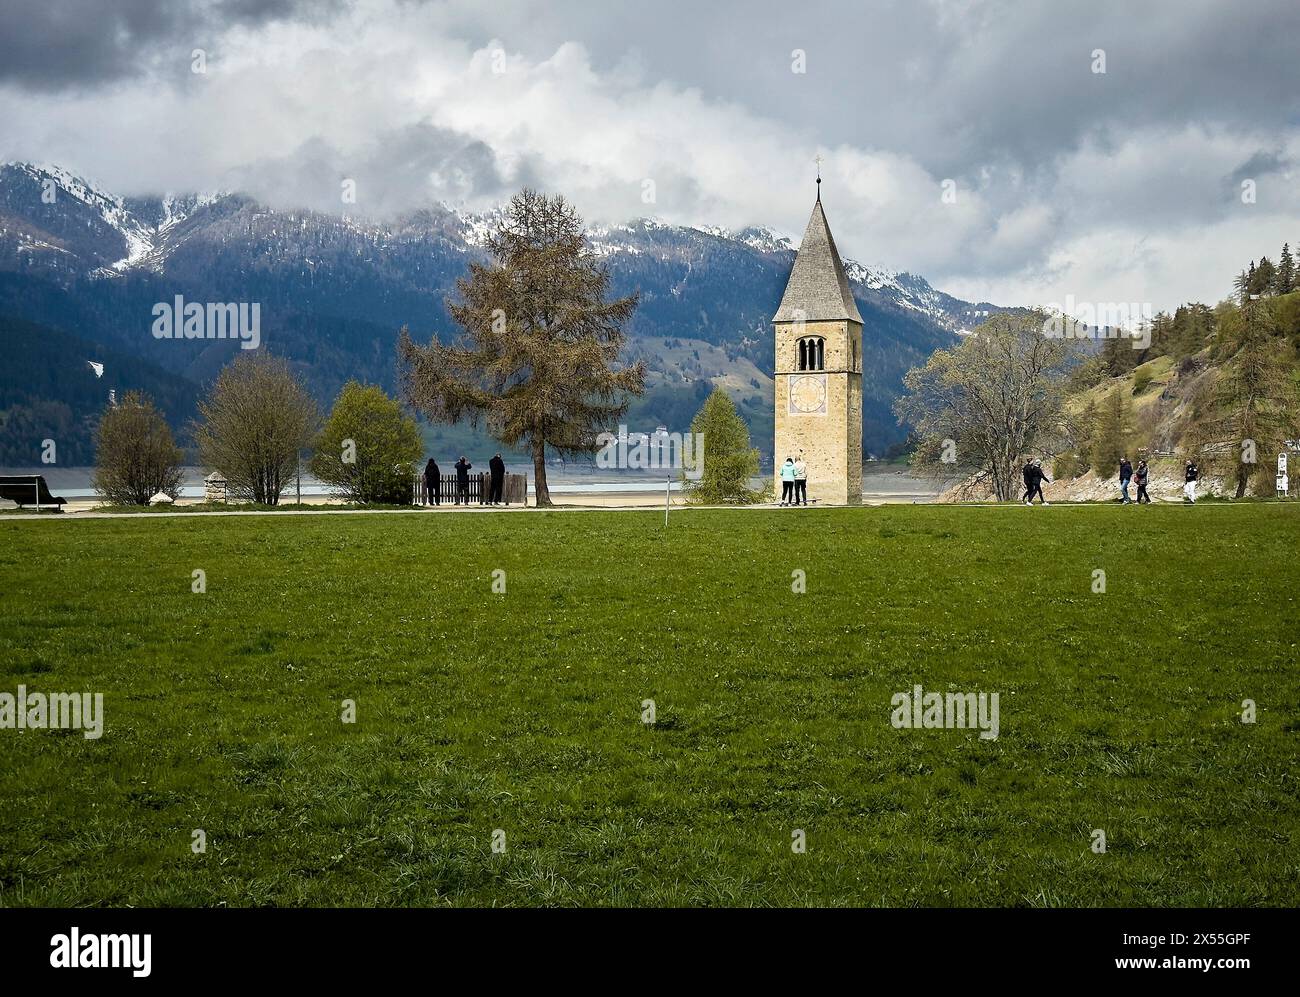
1278,452,1289,498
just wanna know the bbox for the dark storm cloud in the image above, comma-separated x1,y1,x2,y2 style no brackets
1227,149,1291,187
6,0,1295,190
451,0,1300,183
0,0,342,90
1,0,1296,306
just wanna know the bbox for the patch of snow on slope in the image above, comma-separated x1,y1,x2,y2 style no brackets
733,227,794,253
16,163,157,270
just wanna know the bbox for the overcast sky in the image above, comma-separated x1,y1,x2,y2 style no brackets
2,0,1297,312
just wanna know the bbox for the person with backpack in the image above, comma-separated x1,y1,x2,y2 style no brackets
1135,459,1151,504
1119,456,1133,504
779,457,796,506
1184,459,1199,503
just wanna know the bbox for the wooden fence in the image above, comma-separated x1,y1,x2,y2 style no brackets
412,470,527,506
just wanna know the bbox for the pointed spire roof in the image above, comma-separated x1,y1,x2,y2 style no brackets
773,198,863,325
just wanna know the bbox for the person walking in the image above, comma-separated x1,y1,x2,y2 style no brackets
793,453,809,506
1022,458,1035,505
1184,459,1199,503
1119,456,1133,504
779,457,796,506
455,455,472,505
489,453,505,505
1135,459,1150,504
1028,459,1051,505
423,457,440,506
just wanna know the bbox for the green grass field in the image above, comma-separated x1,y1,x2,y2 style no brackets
1,505,1297,907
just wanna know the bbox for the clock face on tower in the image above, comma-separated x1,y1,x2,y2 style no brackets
788,373,828,415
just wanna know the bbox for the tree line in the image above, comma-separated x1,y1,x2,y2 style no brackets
92,188,765,508
95,360,422,507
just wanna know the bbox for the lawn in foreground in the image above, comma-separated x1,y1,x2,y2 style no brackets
0,505,1297,907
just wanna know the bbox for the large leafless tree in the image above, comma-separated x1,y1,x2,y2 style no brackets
192,354,318,505
895,311,1076,500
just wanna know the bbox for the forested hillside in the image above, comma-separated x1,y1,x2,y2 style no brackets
1055,244,1300,494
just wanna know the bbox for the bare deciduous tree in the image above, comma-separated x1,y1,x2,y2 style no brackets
92,391,184,505
192,354,318,505
895,311,1076,501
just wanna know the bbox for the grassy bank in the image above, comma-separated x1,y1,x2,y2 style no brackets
1,505,1297,906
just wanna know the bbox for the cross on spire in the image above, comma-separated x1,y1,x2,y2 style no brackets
814,154,823,201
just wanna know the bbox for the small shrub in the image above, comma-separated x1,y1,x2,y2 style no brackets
311,382,423,504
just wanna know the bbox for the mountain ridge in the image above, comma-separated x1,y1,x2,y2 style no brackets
1,162,996,332
0,162,1010,465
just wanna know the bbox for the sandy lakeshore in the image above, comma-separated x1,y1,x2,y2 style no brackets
2,465,939,514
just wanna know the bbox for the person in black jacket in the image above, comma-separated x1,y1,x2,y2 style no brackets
1135,459,1150,504
1184,459,1199,503
1022,459,1035,504
1027,459,1051,505
1119,456,1133,504
489,453,505,505
423,457,440,506
454,456,472,505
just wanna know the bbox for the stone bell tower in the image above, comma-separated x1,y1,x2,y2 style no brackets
772,183,863,505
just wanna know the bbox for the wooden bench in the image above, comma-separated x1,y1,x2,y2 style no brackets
0,475,67,510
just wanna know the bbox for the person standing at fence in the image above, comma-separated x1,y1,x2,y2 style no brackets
423,457,440,506
455,455,472,505
489,452,505,505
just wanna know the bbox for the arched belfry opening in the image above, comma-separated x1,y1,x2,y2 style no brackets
798,337,825,371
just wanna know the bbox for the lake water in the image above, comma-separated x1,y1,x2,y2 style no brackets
2,465,939,501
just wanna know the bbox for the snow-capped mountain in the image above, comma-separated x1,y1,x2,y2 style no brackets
0,162,1008,463
0,163,994,331
582,218,985,333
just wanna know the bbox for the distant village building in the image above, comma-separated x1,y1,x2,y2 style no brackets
772,184,864,505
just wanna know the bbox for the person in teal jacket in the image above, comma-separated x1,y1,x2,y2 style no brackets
779,457,796,506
